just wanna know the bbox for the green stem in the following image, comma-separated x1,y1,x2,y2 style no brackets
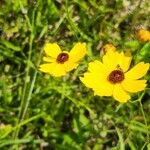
130,91,149,145
139,100,149,141
138,91,149,143
13,33,33,140
12,0,35,145
18,34,34,121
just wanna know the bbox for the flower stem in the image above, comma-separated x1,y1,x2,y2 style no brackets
139,100,149,140
138,91,150,145
12,0,36,147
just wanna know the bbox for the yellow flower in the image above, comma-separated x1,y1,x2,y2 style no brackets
102,44,116,53
137,29,150,42
80,50,149,103
39,43,86,77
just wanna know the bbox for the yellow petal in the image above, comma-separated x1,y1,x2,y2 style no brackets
80,60,113,96
94,81,113,96
80,72,99,89
103,51,132,72
39,63,66,77
43,57,55,62
88,60,109,75
113,84,130,103
119,51,132,72
80,72,113,96
121,79,147,93
39,63,54,73
63,61,78,72
69,43,86,62
44,43,61,58
125,62,149,80
103,51,121,70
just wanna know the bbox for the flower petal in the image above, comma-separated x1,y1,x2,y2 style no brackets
113,84,130,103
69,43,86,62
80,72,99,89
43,57,55,62
39,63,54,73
80,60,113,96
121,79,147,93
88,60,109,75
44,43,61,58
39,63,66,77
103,51,121,70
119,51,132,72
80,72,113,96
103,51,132,72
125,62,149,80
63,61,78,72
94,81,113,96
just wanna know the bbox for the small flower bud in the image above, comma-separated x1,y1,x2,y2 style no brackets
102,44,116,53
137,29,150,42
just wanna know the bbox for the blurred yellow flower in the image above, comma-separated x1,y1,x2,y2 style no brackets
39,43,86,77
137,29,150,42
80,50,149,103
102,44,116,53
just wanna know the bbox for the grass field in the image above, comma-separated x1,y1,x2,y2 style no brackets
0,0,150,149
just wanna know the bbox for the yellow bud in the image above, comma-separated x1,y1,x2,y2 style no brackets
102,44,116,53
137,29,150,42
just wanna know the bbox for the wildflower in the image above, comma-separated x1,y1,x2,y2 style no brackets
80,50,149,103
102,44,116,53
39,43,86,77
137,29,150,42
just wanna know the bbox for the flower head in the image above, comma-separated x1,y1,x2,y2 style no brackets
102,44,116,53
137,29,150,42
80,50,149,103
39,43,86,77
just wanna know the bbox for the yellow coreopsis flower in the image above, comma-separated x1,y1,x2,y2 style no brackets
39,43,86,77
80,50,149,103
137,29,150,42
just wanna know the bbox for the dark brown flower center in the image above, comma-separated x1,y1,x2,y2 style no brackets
108,70,124,84
56,52,69,64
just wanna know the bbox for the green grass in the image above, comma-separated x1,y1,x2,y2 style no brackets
0,0,150,149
